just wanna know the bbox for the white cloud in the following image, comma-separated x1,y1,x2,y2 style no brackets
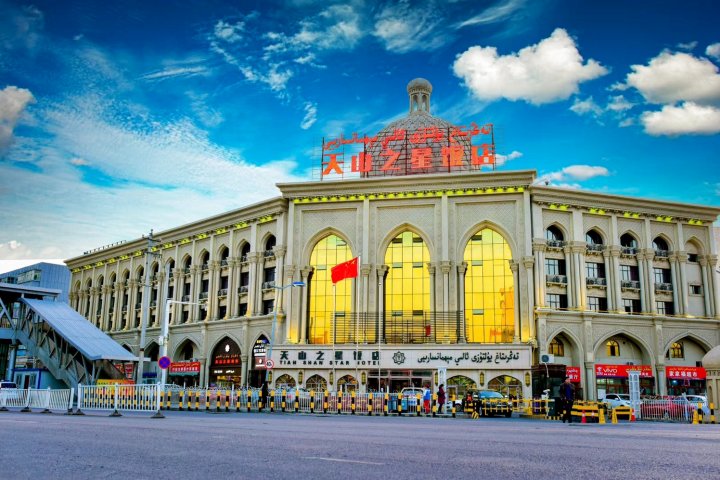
70,157,90,166
453,28,608,105
495,150,522,167
0,85,35,153
300,102,317,130
606,95,633,112
373,1,444,53
535,164,610,186
293,5,363,50
641,102,720,136
626,51,720,104
677,41,697,51
140,66,209,81
707,43,720,61
214,20,245,43
570,96,603,116
0,240,62,261
456,0,525,28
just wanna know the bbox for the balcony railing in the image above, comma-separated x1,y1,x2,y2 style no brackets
150,300,157,307
199,292,209,300
240,255,249,264
546,274,568,284
201,263,209,271
182,295,191,302
264,250,275,258
621,247,638,256
183,267,191,274
238,285,249,294
621,280,641,290
262,281,276,290
546,240,565,249
218,288,228,297
654,249,669,258
655,283,673,293
220,259,228,267
586,244,605,253
586,277,607,286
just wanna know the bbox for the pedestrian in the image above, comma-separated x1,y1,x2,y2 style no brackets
437,384,446,414
261,381,269,410
560,376,575,423
423,384,431,414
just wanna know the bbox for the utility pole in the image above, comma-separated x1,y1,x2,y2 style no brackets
136,230,161,384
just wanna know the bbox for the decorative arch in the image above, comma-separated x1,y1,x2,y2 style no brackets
447,375,477,394
305,374,327,392
207,333,244,357
85,278,92,289
73,280,81,292
488,374,523,398
652,234,673,252
198,249,210,266
173,338,200,360
217,244,230,259
663,332,713,354
307,232,355,345
109,272,116,284
275,373,296,389
121,269,130,281
302,227,356,266
593,330,653,363
135,265,144,278
337,374,358,391
97,275,104,286
262,234,277,252
545,223,567,242
150,261,159,275
458,220,518,262
585,228,605,245
547,327,583,358
237,240,251,258
463,225,515,343
620,231,641,248
377,222,435,262
180,254,192,268
684,237,705,254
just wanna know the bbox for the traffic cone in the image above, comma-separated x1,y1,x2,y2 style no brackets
581,411,587,423
630,408,636,422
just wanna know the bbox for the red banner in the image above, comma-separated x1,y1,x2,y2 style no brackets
169,361,201,375
665,366,706,380
595,364,654,378
565,366,581,383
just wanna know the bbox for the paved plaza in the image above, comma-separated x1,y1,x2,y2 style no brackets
1,411,718,479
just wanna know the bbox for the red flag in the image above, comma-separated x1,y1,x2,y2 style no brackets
331,257,359,284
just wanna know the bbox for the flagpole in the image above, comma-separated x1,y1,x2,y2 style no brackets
355,256,360,389
332,282,336,393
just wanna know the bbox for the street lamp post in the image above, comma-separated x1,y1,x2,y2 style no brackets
154,298,200,416
265,281,306,385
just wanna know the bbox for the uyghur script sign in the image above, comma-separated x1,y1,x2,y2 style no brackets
272,346,529,369
321,123,495,177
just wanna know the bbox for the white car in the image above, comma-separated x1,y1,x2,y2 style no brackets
683,395,709,416
601,393,631,409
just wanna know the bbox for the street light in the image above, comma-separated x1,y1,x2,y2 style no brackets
265,281,306,385
154,298,200,416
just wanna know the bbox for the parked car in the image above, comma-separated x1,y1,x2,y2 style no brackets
640,397,698,421
678,395,709,416
463,389,513,417
600,393,631,409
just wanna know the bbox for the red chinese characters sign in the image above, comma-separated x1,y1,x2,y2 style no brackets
565,366,581,382
321,123,495,177
665,366,706,380
595,364,654,378
169,361,201,376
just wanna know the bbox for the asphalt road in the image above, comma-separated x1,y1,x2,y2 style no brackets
1,410,718,480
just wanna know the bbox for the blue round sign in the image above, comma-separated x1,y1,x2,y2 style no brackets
158,356,171,370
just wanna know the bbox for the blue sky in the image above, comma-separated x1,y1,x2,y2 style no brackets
1,0,719,272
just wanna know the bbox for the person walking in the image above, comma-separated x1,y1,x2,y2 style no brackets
437,384,446,414
560,377,575,423
261,381,269,410
423,384,431,414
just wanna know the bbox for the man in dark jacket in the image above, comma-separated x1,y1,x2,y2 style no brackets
560,377,575,423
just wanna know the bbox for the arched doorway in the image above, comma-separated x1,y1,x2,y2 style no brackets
448,375,477,403
275,373,296,390
306,374,327,392
209,337,242,388
488,375,523,399
338,374,358,392
170,340,201,387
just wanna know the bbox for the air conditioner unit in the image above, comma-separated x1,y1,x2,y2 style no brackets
626,362,634,365
540,354,555,363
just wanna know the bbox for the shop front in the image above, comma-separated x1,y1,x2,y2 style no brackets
665,366,706,395
208,339,242,388
169,361,200,387
249,337,269,388
595,364,655,397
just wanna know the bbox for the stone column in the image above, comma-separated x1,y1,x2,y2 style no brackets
208,261,220,320
298,266,313,344
678,251,689,315
190,266,201,322
112,283,122,331
571,242,586,309
668,253,679,314
241,354,249,387
584,360,596,401
101,285,113,331
509,260,520,343
360,264,371,315
457,262,467,343
154,272,166,328
532,241,546,307
128,280,139,329
227,257,239,318
428,263,437,313
522,256,535,341
609,247,622,312
283,264,297,343
376,265,388,343
564,245,574,308
644,250,657,313
249,252,261,316
441,261,452,312
709,254,720,319
172,268,182,324
700,256,712,317
273,246,287,314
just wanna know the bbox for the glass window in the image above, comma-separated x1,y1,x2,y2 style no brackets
586,262,604,278
586,230,603,245
656,301,674,315
545,259,564,276
545,226,563,242
549,338,564,356
623,299,641,314
687,253,699,263
546,294,567,309
689,284,702,295
668,342,684,359
620,265,639,282
606,340,620,356
588,297,607,312
464,228,514,343
652,237,668,251
384,231,430,344
308,235,355,344
620,233,638,248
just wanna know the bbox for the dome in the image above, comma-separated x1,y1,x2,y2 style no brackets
363,79,474,177
407,78,432,93
703,345,720,369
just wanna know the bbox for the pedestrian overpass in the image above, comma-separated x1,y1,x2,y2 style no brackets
0,282,136,387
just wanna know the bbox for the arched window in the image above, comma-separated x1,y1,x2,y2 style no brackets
464,228,514,343
606,340,620,357
545,225,564,242
308,235,354,344
200,251,210,270
240,243,251,262
620,233,638,249
668,341,684,359
265,235,276,255
549,338,565,356
384,231,430,344
586,230,603,245
652,237,668,252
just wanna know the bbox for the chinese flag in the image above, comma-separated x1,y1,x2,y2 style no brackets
331,257,359,284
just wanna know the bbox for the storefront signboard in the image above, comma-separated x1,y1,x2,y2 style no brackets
169,361,201,376
566,366,581,382
595,364,653,378
272,346,530,369
665,366,706,380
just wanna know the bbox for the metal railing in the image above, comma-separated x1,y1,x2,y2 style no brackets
546,240,565,249
621,247,638,256
621,280,640,290
655,283,673,293
546,274,567,284
586,244,605,252
586,277,607,286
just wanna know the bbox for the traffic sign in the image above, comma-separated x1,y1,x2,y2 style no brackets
265,359,275,369
158,356,171,370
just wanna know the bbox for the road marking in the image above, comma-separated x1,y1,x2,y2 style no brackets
302,457,384,465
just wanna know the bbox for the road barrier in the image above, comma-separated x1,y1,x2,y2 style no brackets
76,384,159,416
0,388,73,413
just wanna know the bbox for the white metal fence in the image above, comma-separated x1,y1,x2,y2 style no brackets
0,388,73,413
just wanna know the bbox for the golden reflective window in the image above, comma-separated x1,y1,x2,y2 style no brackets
384,231,430,343
308,235,354,344
464,228,514,343
606,340,620,357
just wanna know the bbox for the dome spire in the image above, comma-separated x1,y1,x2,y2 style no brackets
407,78,432,115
